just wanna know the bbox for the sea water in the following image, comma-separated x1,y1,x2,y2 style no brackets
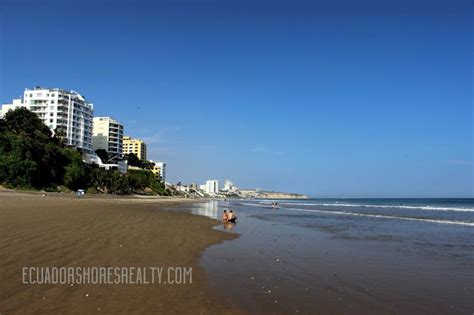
192,198,474,314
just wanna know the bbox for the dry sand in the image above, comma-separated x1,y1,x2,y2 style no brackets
0,191,240,314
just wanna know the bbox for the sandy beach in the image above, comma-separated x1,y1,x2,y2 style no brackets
2,191,473,315
0,191,239,314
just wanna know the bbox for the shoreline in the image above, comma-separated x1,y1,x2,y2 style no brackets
0,186,309,201
0,191,241,314
0,186,203,201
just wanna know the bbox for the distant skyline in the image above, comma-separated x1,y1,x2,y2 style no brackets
1,0,472,197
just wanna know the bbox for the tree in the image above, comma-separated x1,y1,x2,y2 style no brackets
64,162,87,190
53,127,67,146
3,107,51,140
95,149,109,163
0,117,6,133
62,148,88,190
0,108,86,189
128,170,151,191
107,170,123,194
0,134,37,188
89,166,109,192
0,109,57,188
124,153,141,167
142,160,155,170
0,108,171,195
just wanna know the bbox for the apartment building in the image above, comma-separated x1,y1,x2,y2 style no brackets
92,117,124,161
1,87,94,153
123,136,147,160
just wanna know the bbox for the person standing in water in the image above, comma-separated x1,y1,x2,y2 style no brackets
228,210,237,222
222,209,229,222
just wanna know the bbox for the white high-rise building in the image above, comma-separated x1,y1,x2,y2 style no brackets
155,162,166,181
1,87,94,153
92,117,124,161
203,180,219,195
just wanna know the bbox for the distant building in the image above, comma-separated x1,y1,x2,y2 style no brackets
1,87,94,154
123,136,147,160
92,117,124,161
223,179,238,192
201,180,219,195
149,161,166,181
176,184,190,193
224,180,233,191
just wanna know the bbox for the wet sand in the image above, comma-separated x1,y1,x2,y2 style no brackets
0,191,240,314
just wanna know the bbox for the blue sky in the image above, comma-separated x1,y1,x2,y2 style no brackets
1,0,472,197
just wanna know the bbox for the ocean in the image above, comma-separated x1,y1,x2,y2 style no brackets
189,198,474,314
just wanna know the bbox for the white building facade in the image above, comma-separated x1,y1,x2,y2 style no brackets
224,179,238,192
202,180,219,195
1,87,94,154
0,99,26,118
92,116,124,161
155,162,166,181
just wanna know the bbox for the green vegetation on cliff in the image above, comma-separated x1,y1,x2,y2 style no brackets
0,108,169,195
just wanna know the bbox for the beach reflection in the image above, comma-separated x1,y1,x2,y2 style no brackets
223,222,236,232
190,201,239,232
191,200,219,219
